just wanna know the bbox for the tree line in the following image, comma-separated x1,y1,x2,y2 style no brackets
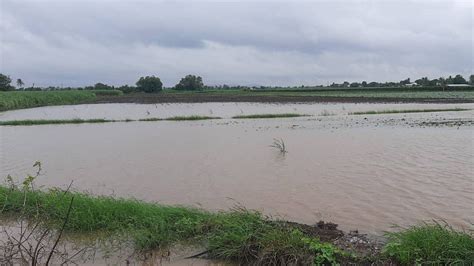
0,74,204,92
326,74,473,88
1,73,473,92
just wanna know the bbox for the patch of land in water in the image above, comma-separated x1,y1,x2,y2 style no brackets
0,116,222,126
349,108,471,115
96,90,474,104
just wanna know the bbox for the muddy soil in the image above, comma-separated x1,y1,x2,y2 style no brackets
95,93,474,104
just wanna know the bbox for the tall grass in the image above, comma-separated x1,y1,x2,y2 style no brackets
384,222,474,264
0,91,96,112
0,185,343,264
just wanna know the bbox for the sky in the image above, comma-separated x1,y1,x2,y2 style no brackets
0,0,472,87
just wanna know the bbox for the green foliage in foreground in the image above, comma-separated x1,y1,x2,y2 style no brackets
350,108,471,115
0,185,342,265
232,113,307,119
0,91,96,112
384,223,474,265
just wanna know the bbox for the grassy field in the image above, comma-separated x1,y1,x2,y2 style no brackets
0,90,126,112
1,88,473,113
350,108,471,115
1,183,472,265
0,91,96,112
160,88,474,99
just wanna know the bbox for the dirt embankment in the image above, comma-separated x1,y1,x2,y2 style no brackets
95,93,474,104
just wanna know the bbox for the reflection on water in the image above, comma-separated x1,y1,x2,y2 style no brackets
0,103,473,234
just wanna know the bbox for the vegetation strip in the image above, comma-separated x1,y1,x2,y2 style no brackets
349,108,471,115
0,119,116,126
0,91,97,112
232,113,307,119
1,183,472,265
0,116,222,126
0,185,347,265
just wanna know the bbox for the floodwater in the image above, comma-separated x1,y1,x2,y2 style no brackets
0,102,473,234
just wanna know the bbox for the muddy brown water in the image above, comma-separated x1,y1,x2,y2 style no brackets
1,103,473,235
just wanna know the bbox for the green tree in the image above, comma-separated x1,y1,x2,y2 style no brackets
400,78,410,85
93,83,113,90
136,76,163,93
16,79,24,89
350,82,360,87
0,74,14,91
174,75,204,90
469,75,474,85
452,74,467,84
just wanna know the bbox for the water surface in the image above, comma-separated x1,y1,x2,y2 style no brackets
1,102,473,234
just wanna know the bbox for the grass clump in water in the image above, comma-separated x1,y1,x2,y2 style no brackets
383,222,474,265
350,108,471,115
232,113,306,119
164,115,221,121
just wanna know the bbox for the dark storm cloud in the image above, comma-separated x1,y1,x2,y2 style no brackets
0,0,472,87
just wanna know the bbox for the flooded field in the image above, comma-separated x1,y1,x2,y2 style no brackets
1,102,473,234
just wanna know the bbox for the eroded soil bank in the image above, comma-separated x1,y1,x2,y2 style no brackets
95,93,474,104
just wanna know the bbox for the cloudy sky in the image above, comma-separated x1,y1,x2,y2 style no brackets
0,0,472,87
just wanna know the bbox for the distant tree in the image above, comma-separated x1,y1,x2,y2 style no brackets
174,75,204,90
415,77,430,86
469,75,474,85
438,77,446,86
367,82,379,87
361,81,367,87
136,76,163,93
452,74,467,84
93,82,114,90
0,73,14,91
342,81,350,87
400,78,410,85
446,75,454,84
117,85,137,94
350,82,360,87
16,79,24,89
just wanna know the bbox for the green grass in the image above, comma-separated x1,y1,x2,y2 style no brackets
349,108,471,115
89,90,123,96
232,113,307,119
0,116,221,126
383,222,474,265
0,119,116,126
160,88,474,100
0,91,97,112
164,115,221,121
0,185,343,264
